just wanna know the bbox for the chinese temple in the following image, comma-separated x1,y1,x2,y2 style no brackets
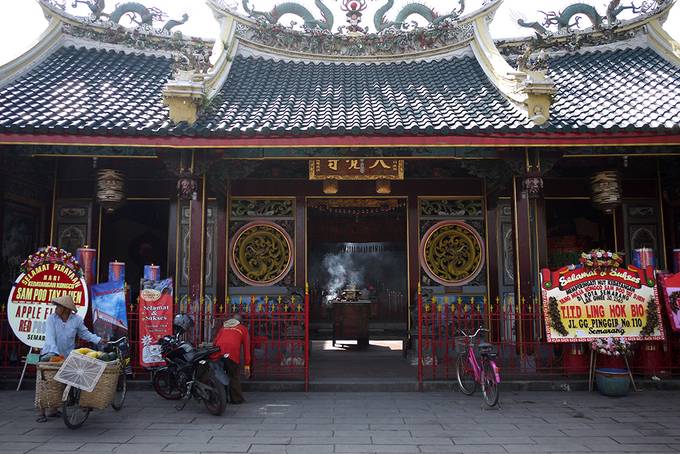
1,0,680,384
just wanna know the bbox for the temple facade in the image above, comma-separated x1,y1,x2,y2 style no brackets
1,0,680,382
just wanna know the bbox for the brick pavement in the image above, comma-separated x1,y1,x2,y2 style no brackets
2,389,680,453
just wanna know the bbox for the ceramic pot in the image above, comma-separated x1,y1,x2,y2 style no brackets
595,368,630,397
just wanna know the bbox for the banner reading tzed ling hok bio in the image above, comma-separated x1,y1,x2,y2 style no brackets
541,264,664,342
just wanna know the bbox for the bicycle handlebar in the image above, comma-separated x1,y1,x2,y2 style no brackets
458,327,488,338
107,337,128,346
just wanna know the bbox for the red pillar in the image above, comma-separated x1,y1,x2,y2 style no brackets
417,283,423,391
188,172,207,342
215,189,228,317
304,283,310,392
512,175,534,359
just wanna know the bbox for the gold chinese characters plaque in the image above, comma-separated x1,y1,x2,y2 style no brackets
309,159,404,180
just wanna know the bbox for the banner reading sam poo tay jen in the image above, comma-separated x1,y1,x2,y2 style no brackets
138,278,173,368
7,248,89,348
541,264,664,342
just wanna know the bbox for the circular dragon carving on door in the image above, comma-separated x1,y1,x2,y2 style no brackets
419,220,485,286
230,221,294,286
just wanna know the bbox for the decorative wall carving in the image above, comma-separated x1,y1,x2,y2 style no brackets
420,199,483,217
229,221,294,286
231,199,293,218
55,200,91,254
419,220,485,287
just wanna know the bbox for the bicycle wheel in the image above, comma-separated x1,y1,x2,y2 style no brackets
62,387,90,429
456,354,476,395
481,358,499,407
111,370,127,411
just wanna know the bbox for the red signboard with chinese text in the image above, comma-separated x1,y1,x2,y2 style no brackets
659,272,680,332
138,278,173,368
309,159,404,180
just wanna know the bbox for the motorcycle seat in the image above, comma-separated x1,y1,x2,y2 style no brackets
192,347,219,362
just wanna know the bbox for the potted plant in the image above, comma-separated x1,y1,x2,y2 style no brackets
592,337,632,396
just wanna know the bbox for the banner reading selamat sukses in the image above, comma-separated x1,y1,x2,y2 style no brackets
541,264,664,342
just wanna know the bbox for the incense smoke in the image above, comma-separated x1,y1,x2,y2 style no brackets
322,253,364,305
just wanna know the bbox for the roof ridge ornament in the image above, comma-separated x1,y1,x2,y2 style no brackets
516,47,556,126
517,0,669,37
239,0,466,35
242,0,334,31
43,0,190,35
374,0,465,33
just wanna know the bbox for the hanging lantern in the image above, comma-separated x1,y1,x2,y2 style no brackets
591,170,622,214
323,180,339,194
376,179,391,194
523,170,543,199
177,170,198,201
97,169,125,213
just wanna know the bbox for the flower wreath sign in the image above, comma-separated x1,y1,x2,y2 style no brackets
7,246,89,349
540,249,665,342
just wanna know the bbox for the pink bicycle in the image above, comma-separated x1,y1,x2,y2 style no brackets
455,327,501,407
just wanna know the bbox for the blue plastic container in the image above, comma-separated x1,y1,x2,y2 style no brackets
595,368,630,397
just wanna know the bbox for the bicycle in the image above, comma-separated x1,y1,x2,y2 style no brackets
455,327,501,407
62,337,131,429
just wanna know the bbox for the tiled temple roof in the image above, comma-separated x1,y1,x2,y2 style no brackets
547,47,680,131
0,44,679,137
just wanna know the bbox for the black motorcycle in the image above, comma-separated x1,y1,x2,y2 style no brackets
152,332,228,416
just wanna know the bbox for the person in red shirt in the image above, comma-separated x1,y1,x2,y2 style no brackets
212,315,250,404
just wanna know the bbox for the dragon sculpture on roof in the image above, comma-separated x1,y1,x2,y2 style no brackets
242,0,334,30
518,0,661,36
373,0,466,32
68,0,189,32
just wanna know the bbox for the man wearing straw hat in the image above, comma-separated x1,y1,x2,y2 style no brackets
37,295,102,422
212,314,251,404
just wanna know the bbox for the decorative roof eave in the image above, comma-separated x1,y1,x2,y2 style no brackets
469,9,528,107
206,0,503,62
645,17,680,66
2,131,680,150
0,16,64,88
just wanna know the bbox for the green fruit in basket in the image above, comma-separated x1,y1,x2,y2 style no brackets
108,352,118,361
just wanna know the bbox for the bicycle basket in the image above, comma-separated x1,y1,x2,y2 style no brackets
54,352,108,392
454,336,472,355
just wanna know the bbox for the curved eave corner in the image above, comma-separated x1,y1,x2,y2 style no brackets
468,0,534,124
644,1,680,67
0,12,64,87
204,0,242,100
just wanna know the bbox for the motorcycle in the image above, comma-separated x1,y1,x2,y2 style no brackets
152,332,228,416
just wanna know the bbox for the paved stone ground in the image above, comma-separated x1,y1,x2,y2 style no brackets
2,389,680,453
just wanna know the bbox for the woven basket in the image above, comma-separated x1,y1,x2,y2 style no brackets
79,361,121,410
35,362,65,409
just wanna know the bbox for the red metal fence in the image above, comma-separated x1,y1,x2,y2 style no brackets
5,285,680,388
1,289,310,390
416,288,680,384
214,291,309,387
0,304,28,377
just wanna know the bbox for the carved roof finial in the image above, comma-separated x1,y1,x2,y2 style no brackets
518,0,662,36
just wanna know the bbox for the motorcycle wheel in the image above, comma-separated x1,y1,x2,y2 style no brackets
201,371,227,416
152,368,182,400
